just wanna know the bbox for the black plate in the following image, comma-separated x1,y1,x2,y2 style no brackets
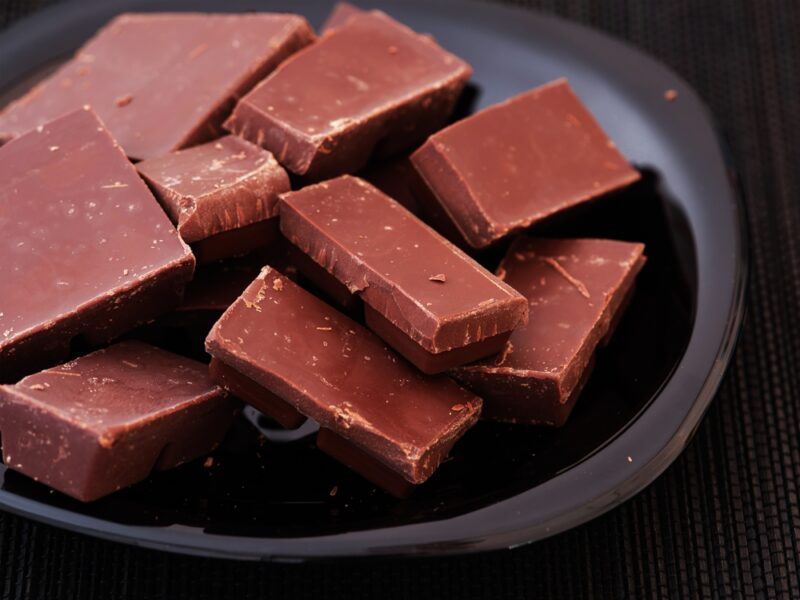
0,0,746,560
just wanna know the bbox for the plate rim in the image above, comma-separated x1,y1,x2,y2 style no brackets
0,0,748,561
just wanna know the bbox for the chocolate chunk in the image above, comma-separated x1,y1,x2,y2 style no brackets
137,135,290,263
320,2,363,32
0,13,314,160
0,108,194,382
411,79,641,248
0,341,238,501
451,237,646,426
225,10,471,179
205,267,481,495
278,176,528,373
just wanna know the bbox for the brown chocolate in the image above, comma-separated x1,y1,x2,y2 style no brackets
137,135,290,263
0,341,238,501
360,156,421,215
0,108,194,382
224,10,471,179
278,176,528,373
320,2,363,32
205,267,481,494
451,237,646,426
0,13,314,160
411,79,641,248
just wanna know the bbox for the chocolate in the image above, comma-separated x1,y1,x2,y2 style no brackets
320,2,363,32
136,135,290,263
360,156,421,215
0,108,194,382
0,341,238,501
451,237,646,426
410,79,641,249
0,13,314,160
205,267,481,495
224,10,471,179
278,176,528,373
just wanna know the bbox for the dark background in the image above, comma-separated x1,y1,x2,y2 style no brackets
1,1,798,598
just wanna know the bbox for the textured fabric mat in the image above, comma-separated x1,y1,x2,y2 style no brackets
1,1,798,598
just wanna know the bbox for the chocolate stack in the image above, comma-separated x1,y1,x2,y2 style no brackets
0,4,645,501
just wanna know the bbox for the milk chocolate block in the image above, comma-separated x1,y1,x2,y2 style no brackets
225,10,471,179
206,268,481,495
0,108,194,382
452,237,646,426
411,79,641,249
321,2,362,32
137,136,290,263
278,176,528,373
0,13,314,160
0,342,238,502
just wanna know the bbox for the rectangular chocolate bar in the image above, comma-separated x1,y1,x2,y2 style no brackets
0,107,194,381
279,176,528,373
0,341,238,501
224,10,471,179
205,267,481,496
0,13,314,160
410,79,640,249
136,135,290,263
451,237,646,426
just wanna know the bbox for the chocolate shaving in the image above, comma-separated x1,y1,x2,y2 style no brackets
115,94,133,107
540,257,590,298
428,273,447,283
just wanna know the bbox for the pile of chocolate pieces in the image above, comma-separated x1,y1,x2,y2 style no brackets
0,4,645,501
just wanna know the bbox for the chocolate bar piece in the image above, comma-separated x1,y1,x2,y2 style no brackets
137,136,290,263
320,2,362,32
225,10,471,179
278,176,528,373
0,108,194,382
0,13,314,160
410,79,640,249
451,237,646,426
205,267,481,495
0,341,238,501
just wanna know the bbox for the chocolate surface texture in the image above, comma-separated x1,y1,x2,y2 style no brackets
224,10,471,179
452,237,646,426
279,176,528,373
0,13,315,160
411,79,641,248
0,108,194,382
205,267,481,491
136,135,289,262
0,341,237,502
320,2,363,32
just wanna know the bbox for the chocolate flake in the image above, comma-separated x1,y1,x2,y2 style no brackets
428,273,447,283
541,257,591,298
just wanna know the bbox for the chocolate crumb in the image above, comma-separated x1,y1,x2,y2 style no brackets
664,89,678,101
115,94,133,107
329,485,338,497
204,457,214,468
316,326,333,331
272,278,284,291
429,273,447,283
29,384,46,391
451,404,465,412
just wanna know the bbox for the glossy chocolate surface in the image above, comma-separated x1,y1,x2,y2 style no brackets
0,13,314,160
225,10,471,179
279,176,527,371
411,79,641,248
452,237,645,425
205,267,481,484
0,108,194,382
0,341,237,502
136,135,290,245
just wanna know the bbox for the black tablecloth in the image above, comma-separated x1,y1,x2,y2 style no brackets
1,1,797,598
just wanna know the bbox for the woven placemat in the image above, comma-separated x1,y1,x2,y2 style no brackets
1,1,797,598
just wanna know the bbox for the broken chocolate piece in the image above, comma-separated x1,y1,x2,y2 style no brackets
320,2,363,32
205,267,481,494
278,176,528,373
451,237,646,426
0,13,314,160
137,135,290,263
0,108,194,382
411,79,640,248
225,10,471,179
0,341,238,501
